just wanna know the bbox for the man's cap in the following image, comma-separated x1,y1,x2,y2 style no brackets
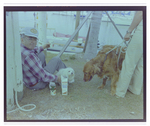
20,27,39,38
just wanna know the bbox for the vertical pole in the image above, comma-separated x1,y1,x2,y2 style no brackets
12,12,24,100
6,12,24,111
37,12,47,57
74,11,80,41
83,23,91,52
36,12,38,29
46,13,48,29
6,12,15,111
33,12,37,29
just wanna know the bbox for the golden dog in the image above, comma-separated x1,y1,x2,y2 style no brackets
83,45,126,95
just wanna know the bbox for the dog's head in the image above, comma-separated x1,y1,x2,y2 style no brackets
65,67,75,78
83,62,101,82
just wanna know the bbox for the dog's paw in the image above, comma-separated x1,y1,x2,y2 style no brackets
110,90,116,96
69,79,74,83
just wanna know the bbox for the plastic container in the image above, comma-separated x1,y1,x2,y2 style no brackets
61,75,68,95
49,82,56,96
78,38,83,44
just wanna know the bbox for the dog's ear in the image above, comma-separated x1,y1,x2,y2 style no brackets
93,65,100,74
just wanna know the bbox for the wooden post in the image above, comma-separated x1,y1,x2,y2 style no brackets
6,12,15,111
6,12,24,111
84,11,103,60
83,23,91,52
12,12,24,101
74,11,80,41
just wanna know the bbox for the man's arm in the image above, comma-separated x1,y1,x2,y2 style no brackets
127,11,143,33
42,43,50,50
124,11,143,41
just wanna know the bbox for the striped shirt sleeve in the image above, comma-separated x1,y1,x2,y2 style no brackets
34,46,44,53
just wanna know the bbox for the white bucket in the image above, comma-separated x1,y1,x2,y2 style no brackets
78,38,83,45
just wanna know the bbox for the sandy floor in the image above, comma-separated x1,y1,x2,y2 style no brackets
7,52,144,121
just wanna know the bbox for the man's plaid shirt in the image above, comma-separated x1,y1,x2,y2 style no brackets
21,44,57,87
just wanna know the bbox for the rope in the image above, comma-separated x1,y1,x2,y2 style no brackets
105,40,126,55
104,35,133,69
7,90,36,114
117,36,133,68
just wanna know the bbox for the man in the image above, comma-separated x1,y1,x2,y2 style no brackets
115,11,143,98
20,27,67,90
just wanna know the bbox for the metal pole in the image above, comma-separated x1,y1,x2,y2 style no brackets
57,11,93,57
105,11,127,46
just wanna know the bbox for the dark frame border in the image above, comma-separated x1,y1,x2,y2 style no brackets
4,6,146,122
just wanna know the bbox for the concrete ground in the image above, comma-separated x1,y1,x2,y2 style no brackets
6,52,144,121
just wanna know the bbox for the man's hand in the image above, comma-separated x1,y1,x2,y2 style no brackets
42,43,50,49
124,33,131,41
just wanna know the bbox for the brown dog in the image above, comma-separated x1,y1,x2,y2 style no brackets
83,45,126,95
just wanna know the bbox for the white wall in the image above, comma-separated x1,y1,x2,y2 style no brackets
18,11,133,46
